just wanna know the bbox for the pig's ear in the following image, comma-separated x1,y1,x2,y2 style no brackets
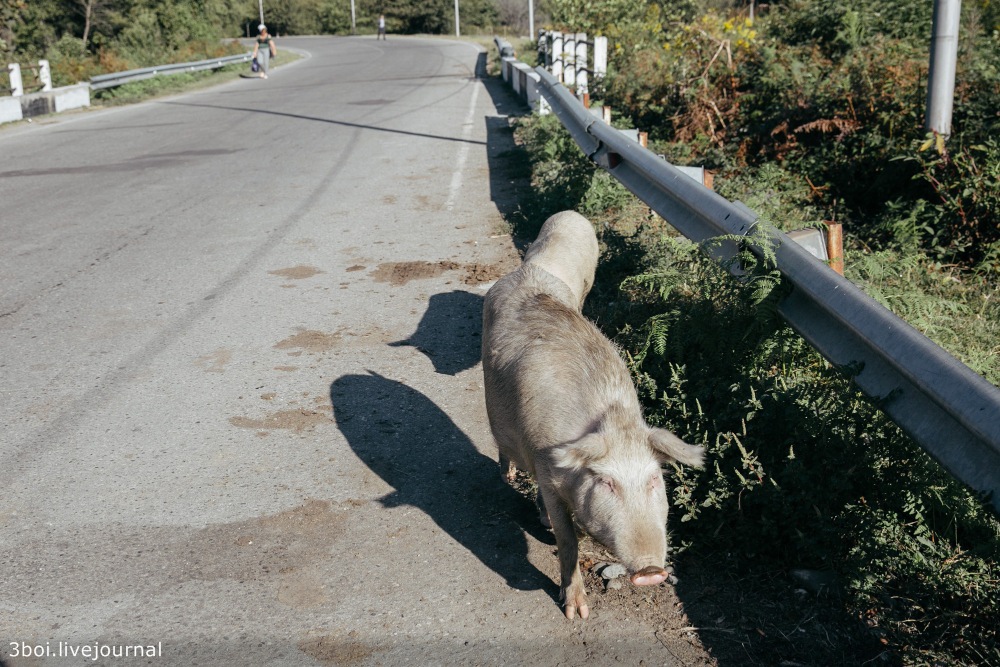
648,428,704,468
550,432,607,471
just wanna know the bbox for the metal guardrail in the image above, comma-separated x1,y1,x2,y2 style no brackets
534,66,1000,513
494,37,515,59
90,53,253,90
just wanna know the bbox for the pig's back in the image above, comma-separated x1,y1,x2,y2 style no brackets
482,264,639,460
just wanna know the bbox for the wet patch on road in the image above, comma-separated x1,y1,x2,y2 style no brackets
195,348,233,373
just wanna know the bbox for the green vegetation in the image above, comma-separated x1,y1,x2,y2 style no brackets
508,0,999,663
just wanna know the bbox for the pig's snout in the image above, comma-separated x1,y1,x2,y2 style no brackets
629,566,668,586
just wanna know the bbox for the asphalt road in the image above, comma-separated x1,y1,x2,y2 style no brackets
0,37,710,665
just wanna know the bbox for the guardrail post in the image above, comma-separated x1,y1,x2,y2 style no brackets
38,60,52,92
552,32,564,82
576,33,588,98
827,223,844,275
564,33,576,87
594,36,608,80
8,63,23,96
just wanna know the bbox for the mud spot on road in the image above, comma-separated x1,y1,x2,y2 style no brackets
269,265,325,280
370,260,461,286
369,258,516,286
275,329,343,354
299,633,377,665
369,259,515,287
346,265,366,272
229,409,331,433
461,261,512,285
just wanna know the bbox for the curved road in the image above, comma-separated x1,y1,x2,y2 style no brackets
0,37,709,665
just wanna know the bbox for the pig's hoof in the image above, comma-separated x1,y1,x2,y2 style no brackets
630,566,669,586
564,601,590,620
562,587,589,620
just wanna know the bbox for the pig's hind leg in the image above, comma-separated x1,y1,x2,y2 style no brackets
499,451,517,483
540,485,589,620
535,492,552,529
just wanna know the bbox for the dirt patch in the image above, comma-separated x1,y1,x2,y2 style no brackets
370,260,513,286
345,265,366,272
275,329,343,354
269,265,325,280
229,408,331,433
299,633,378,665
461,261,512,285
370,261,462,286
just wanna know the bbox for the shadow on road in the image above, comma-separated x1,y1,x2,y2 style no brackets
329,372,557,598
389,290,483,376
479,67,536,256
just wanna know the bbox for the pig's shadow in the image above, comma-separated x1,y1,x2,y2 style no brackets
388,290,482,376
330,372,557,598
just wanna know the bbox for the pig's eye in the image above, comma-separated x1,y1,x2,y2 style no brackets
598,477,618,496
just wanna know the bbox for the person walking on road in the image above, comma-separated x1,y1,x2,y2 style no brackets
377,14,387,40
252,24,276,78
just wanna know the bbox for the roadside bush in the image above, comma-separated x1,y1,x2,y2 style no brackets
47,34,101,86
591,0,998,272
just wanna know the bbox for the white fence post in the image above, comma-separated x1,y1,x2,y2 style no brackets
576,33,588,97
594,36,608,80
564,32,576,86
552,32,564,82
8,63,24,96
39,59,52,91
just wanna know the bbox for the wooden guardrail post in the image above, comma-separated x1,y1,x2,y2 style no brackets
826,223,844,275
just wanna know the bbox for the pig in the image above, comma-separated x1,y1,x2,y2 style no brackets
482,210,704,620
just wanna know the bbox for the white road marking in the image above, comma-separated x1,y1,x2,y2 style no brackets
445,82,481,212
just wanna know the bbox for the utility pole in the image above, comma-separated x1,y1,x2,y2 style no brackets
529,0,534,39
351,0,356,34
926,0,962,137
455,0,460,36
258,0,264,26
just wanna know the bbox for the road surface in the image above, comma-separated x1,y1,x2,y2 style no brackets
0,36,711,665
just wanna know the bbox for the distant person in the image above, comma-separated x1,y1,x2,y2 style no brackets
377,14,387,40
252,24,276,79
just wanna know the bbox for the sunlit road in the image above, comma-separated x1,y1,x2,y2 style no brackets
0,37,707,665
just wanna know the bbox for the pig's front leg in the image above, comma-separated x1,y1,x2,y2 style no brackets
541,485,588,619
